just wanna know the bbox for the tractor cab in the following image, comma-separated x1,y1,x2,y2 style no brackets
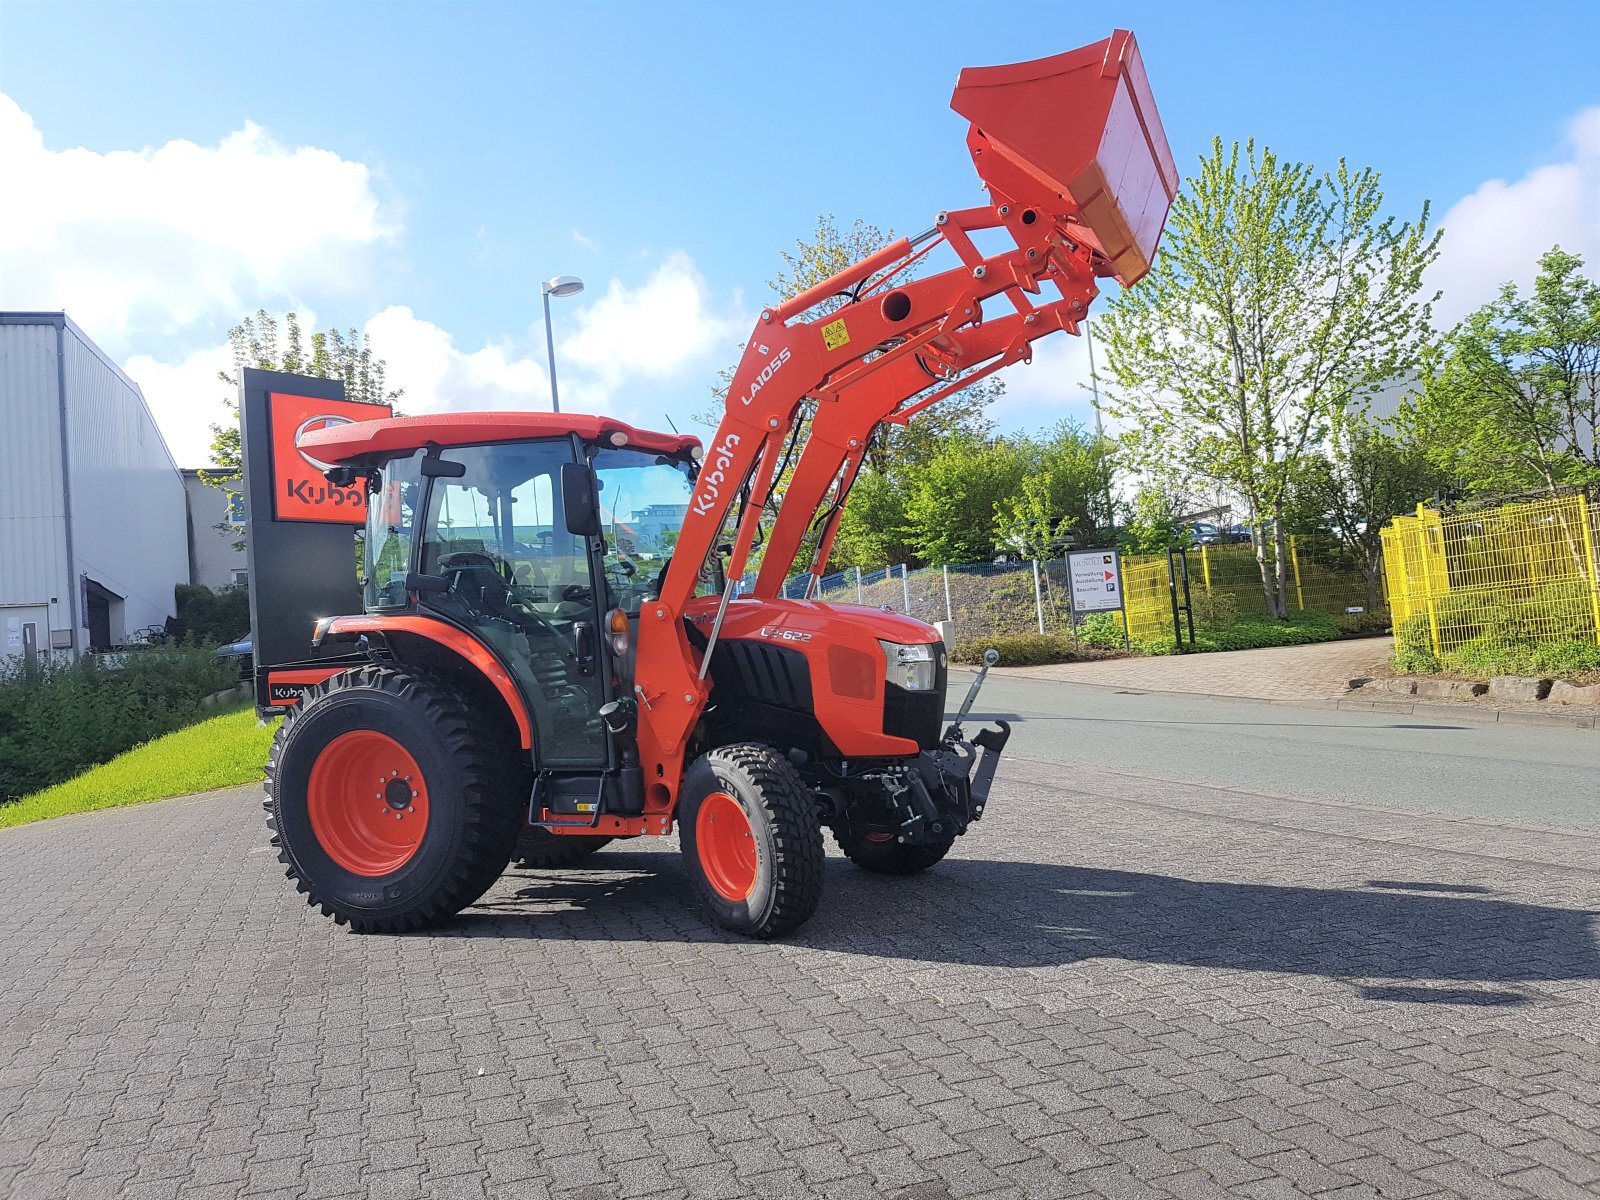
298,413,704,774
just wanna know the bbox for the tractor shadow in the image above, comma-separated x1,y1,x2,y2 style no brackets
454,851,1600,988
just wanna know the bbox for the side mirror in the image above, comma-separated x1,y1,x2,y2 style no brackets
561,462,602,537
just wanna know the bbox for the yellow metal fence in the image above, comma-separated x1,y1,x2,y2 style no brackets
1380,493,1600,668
1115,540,1382,645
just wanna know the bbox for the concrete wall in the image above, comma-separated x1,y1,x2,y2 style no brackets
0,320,74,653
182,470,248,590
60,321,188,645
0,314,190,654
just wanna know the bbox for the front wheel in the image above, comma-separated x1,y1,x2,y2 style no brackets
515,826,614,869
679,745,824,938
835,826,956,875
265,665,521,933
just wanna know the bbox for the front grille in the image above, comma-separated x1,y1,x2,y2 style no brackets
710,639,812,711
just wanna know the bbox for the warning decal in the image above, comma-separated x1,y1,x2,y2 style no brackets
821,318,851,352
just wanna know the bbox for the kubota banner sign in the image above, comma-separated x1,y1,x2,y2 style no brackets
268,392,392,523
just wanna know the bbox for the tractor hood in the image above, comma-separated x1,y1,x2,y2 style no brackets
684,596,940,646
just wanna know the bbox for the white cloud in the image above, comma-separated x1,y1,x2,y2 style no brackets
1429,106,1600,325
364,306,550,414
123,342,237,468
971,320,1105,435
559,251,748,389
0,93,398,351
570,229,600,253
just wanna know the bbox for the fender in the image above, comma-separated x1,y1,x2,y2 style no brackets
319,615,533,749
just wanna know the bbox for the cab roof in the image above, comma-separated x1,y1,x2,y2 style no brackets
296,412,702,464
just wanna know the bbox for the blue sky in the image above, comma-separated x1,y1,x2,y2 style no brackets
2,0,1597,465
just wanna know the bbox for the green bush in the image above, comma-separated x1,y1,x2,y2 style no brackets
1189,588,1241,630
1392,613,1440,673
169,583,250,645
0,647,238,802
1134,612,1343,656
950,632,1095,666
1336,610,1391,635
1077,612,1127,648
1390,581,1600,679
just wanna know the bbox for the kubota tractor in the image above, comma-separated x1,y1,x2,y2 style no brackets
252,30,1176,937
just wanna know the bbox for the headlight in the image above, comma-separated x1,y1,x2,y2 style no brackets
879,640,937,692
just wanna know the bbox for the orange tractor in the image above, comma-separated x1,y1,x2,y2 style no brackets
252,31,1176,937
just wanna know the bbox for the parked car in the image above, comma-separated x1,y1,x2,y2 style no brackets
1186,522,1223,546
1222,523,1254,544
215,633,253,679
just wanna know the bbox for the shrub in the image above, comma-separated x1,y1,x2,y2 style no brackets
1077,612,1127,648
0,648,238,802
169,584,250,645
1189,588,1240,630
1389,581,1600,679
1134,613,1343,656
950,632,1093,667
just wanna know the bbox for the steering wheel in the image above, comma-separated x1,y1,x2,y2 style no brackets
439,551,501,572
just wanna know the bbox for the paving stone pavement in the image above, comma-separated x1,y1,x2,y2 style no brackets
1002,639,1395,703
1,753,1597,1200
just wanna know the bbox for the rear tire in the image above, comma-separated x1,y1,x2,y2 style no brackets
265,665,521,933
679,745,824,938
515,827,614,869
835,827,955,875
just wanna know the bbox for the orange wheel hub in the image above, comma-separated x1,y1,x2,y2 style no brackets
697,791,757,902
307,730,430,876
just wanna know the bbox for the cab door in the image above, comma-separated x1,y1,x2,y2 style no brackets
417,440,607,767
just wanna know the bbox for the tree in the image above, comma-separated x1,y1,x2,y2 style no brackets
203,310,402,508
993,421,1117,558
830,470,917,569
1407,247,1600,497
1099,139,1440,617
902,435,1029,565
1291,422,1454,611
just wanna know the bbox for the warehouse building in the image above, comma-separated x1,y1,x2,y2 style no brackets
0,313,190,657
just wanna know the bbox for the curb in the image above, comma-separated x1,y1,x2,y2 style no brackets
986,668,1600,732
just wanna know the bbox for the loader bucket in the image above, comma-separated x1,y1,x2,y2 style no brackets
951,29,1178,286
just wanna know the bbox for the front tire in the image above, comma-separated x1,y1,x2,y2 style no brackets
515,827,614,869
679,745,824,938
835,827,956,875
265,665,521,933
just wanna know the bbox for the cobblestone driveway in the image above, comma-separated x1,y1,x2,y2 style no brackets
1,754,1596,1200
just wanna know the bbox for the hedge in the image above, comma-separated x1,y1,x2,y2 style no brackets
0,647,238,802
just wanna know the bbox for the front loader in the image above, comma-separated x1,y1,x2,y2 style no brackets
252,30,1177,937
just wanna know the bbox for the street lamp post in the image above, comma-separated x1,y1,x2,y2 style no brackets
540,275,584,413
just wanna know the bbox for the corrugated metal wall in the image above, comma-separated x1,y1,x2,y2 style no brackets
0,322,71,648
61,322,188,641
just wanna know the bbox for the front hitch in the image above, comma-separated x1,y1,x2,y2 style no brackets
903,648,1013,842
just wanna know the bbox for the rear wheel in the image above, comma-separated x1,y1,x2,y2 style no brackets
265,665,521,933
679,745,823,938
514,827,614,869
835,826,956,875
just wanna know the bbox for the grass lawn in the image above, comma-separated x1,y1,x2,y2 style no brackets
0,705,280,829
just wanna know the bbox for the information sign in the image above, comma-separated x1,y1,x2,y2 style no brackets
1067,549,1123,613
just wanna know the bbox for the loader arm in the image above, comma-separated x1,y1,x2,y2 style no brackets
630,29,1177,812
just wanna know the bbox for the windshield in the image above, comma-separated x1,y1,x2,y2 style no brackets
592,447,696,613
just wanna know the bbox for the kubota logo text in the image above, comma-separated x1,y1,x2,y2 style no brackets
691,432,742,516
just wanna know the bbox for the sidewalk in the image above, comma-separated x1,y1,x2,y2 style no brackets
992,636,1600,730
1000,637,1393,702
